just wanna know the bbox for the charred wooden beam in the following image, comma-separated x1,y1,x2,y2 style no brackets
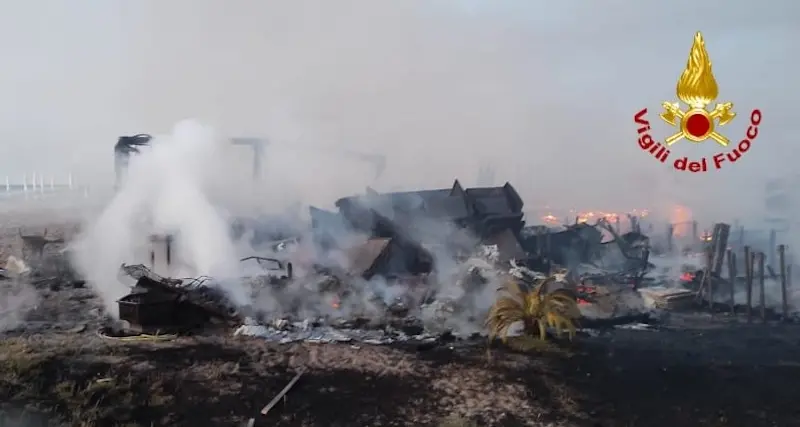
710,223,730,277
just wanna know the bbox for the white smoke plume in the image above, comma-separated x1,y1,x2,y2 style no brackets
71,120,249,314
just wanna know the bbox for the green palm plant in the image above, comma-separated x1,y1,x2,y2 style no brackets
485,275,581,352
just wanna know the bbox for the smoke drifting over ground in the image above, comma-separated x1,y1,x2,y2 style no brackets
0,280,38,332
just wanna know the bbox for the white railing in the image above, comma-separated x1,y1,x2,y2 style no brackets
2,172,75,195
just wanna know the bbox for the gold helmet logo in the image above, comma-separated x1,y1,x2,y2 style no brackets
659,32,736,146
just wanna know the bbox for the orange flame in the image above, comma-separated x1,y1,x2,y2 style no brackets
540,209,649,226
670,205,692,237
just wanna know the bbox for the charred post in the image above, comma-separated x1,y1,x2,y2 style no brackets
726,249,735,313
705,247,714,309
769,229,777,268
738,225,745,247
779,244,788,320
710,223,730,277
166,235,173,266
667,223,674,254
744,246,752,322
758,252,766,323
692,221,699,245
149,234,174,272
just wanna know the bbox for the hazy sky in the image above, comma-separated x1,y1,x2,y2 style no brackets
1,0,798,222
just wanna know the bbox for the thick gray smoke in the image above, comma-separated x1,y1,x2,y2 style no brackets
2,1,798,222
71,121,249,314
2,2,800,321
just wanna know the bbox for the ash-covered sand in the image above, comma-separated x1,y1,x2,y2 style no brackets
2,217,800,427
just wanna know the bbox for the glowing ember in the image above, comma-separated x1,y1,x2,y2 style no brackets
539,208,649,226
541,214,559,224
670,205,692,237
680,272,695,282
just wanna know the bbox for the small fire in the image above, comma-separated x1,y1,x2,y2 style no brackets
680,272,695,282
670,205,692,237
540,209,649,226
330,296,341,309
576,285,596,305
576,211,620,224
541,214,559,224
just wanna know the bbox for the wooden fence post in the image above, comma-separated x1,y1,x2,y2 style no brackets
769,229,777,268
744,246,752,323
706,247,714,310
667,223,674,253
711,223,731,277
759,252,766,323
727,249,736,313
779,244,788,321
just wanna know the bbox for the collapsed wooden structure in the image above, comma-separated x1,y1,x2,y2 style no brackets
117,264,242,332
310,180,527,277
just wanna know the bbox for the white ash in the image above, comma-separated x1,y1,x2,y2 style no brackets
234,316,441,344
508,260,546,282
478,244,500,263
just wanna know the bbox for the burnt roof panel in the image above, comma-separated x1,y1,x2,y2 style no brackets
473,196,513,215
465,183,524,213
483,228,526,262
465,187,506,198
344,237,392,277
423,196,470,220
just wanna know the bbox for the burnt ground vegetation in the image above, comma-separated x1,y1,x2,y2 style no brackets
2,309,800,427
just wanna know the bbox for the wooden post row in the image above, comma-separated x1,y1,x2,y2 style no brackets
744,246,753,323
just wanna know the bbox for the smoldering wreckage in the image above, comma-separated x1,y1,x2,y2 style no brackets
2,134,794,350
110,178,660,344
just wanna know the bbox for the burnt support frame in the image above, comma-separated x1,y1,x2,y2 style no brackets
230,137,268,181
115,135,268,188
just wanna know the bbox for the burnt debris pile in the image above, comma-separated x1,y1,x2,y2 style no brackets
117,263,243,333
310,179,526,277
102,179,670,344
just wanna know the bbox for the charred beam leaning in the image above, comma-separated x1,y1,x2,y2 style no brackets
710,223,730,277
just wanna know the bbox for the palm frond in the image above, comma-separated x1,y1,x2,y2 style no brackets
486,273,581,353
